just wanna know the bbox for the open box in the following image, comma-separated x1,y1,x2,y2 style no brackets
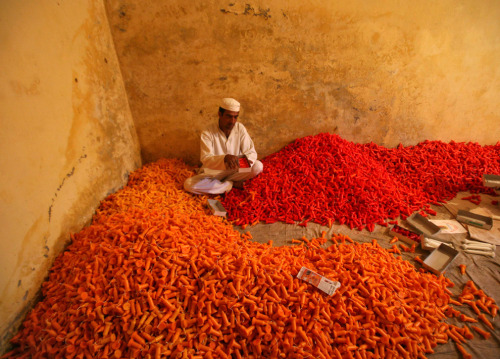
422,243,459,275
456,210,493,230
207,199,227,216
238,157,251,173
407,213,441,238
389,224,423,246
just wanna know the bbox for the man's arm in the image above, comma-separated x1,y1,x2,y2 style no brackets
239,126,258,165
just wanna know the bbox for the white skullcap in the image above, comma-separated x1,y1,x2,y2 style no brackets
220,98,240,112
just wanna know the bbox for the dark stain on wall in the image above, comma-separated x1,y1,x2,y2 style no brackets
47,152,87,222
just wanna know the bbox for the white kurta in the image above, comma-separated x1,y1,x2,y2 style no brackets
184,122,263,194
200,122,258,172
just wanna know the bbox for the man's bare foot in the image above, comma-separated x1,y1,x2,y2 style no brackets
233,181,244,189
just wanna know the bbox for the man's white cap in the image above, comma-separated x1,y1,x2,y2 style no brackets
220,98,240,112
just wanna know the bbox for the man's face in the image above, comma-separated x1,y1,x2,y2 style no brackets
218,110,239,136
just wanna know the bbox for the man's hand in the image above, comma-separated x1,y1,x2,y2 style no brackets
224,154,240,170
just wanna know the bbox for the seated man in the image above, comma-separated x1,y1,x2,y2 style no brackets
184,98,263,194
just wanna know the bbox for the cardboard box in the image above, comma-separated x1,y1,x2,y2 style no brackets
407,213,441,237
422,243,459,275
238,157,251,173
389,224,423,246
483,174,500,188
456,210,493,230
207,199,227,216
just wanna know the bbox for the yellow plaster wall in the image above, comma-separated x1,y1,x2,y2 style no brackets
106,0,500,166
0,1,141,350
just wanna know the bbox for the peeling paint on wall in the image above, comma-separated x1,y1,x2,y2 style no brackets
220,3,271,19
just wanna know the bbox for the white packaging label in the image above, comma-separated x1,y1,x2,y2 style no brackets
297,267,341,296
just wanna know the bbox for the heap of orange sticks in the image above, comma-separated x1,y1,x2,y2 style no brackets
3,159,497,359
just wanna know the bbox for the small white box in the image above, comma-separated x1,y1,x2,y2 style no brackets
207,199,227,216
407,213,441,237
297,267,340,296
456,210,493,230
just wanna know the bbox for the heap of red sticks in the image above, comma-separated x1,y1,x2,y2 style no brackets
223,134,500,230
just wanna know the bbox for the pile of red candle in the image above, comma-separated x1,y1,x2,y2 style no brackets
222,133,500,230
390,225,422,243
